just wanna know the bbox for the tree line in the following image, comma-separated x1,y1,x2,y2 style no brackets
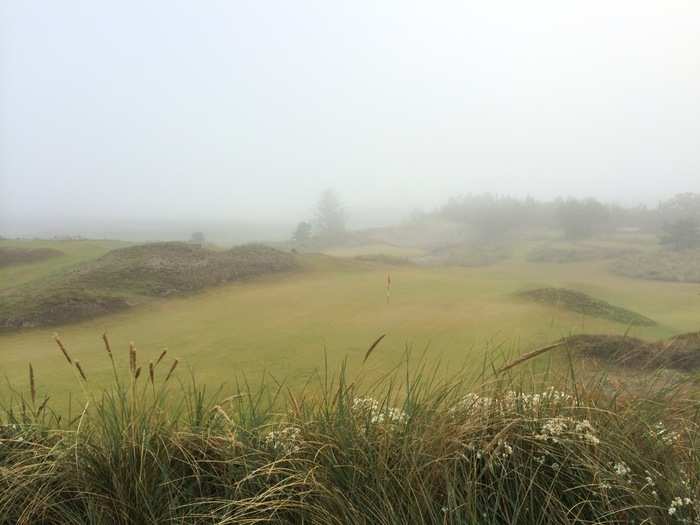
437,192,700,249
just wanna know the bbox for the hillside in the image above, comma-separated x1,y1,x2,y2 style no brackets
0,246,64,267
0,242,298,330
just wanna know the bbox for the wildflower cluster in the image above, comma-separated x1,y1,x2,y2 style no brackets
650,421,681,446
668,495,698,522
612,461,631,477
449,387,574,416
534,416,600,446
352,397,407,425
264,425,302,454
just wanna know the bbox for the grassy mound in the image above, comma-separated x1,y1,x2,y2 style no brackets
613,249,700,283
566,332,700,370
517,287,656,326
527,244,636,264
0,243,298,330
0,334,697,524
0,246,63,267
74,242,298,296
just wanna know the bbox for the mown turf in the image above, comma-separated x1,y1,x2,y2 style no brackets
1,239,699,409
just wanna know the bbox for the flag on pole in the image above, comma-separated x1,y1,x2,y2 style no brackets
386,272,391,304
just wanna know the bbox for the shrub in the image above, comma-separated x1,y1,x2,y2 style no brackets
0,335,697,524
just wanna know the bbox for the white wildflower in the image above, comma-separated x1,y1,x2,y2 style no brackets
265,425,301,454
613,462,631,477
536,417,572,443
650,421,680,446
353,397,407,426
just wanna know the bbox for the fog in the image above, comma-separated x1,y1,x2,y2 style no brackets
1,1,699,241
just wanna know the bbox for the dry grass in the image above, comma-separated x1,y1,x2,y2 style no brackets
0,334,697,524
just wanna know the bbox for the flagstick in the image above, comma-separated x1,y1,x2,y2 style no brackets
386,272,391,304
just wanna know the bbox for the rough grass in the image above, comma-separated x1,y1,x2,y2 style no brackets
0,243,298,330
0,246,64,267
565,332,700,370
0,335,697,524
614,249,700,283
527,244,637,263
416,242,510,267
75,242,298,296
353,253,413,265
517,287,656,326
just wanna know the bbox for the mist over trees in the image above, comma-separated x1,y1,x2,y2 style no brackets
660,219,700,250
557,198,610,240
190,231,205,245
434,192,700,247
290,190,347,246
292,221,312,243
658,193,700,250
315,189,346,238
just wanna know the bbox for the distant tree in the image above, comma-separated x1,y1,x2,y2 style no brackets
190,231,206,244
659,193,700,223
557,198,609,240
315,189,346,238
292,221,312,243
441,193,527,241
660,218,700,251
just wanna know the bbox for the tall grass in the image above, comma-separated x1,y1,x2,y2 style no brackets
0,335,697,524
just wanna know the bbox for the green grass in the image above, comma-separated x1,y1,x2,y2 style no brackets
2,239,700,409
322,242,427,258
0,239,131,290
0,348,698,524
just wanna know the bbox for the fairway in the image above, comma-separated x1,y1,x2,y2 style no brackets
2,246,699,406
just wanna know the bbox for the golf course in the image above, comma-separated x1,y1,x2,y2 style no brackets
2,233,698,406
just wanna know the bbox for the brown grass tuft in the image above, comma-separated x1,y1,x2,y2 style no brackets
53,333,72,364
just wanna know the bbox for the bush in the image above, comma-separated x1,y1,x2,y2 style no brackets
0,335,698,524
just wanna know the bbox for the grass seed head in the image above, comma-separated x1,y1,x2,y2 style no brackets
165,359,179,382
75,361,88,381
155,349,167,366
129,342,136,373
29,363,36,405
102,332,112,355
53,333,72,364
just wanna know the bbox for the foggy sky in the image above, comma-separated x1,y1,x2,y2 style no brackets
1,1,699,238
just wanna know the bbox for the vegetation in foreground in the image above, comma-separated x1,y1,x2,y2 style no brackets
0,335,698,524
